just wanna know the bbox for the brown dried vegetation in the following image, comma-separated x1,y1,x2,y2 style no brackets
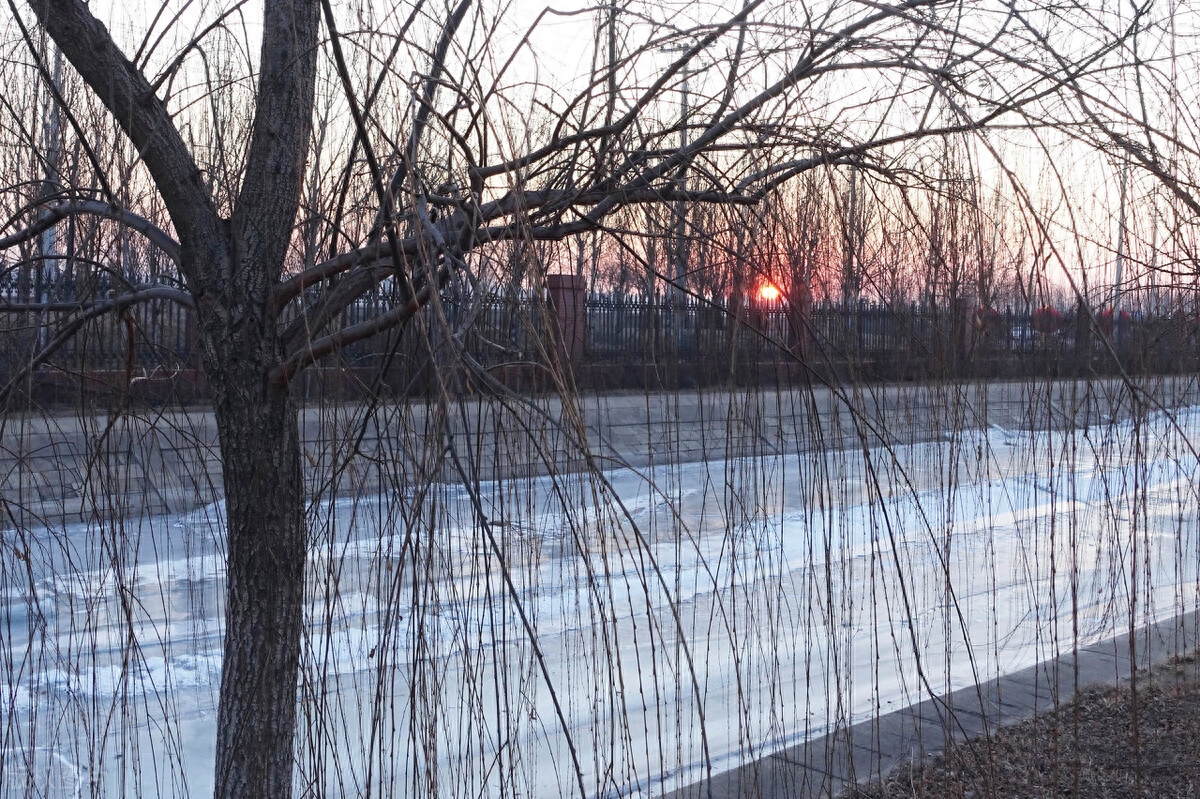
848,654,1200,799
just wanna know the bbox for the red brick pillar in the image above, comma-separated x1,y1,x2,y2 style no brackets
546,273,586,371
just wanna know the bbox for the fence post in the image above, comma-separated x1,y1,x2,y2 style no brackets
546,273,586,373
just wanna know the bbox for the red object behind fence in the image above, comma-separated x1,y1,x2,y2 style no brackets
1097,308,1132,336
1031,306,1063,335
972,306,1004,336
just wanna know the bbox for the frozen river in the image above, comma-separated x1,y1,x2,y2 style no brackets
4,402,1200,798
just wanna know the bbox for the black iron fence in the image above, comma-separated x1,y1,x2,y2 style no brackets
3,289,1199,402
1,295,196,382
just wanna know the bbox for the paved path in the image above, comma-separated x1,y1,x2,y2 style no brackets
3,375,1198,527
670,608,1200,799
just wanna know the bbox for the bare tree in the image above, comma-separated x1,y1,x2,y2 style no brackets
0,0,1180,797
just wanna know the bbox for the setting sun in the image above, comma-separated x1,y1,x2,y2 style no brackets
757,283,782,302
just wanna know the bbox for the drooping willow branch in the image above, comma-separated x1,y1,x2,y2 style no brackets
0,285,196,403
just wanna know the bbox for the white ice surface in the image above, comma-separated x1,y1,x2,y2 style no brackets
4,406,1199,798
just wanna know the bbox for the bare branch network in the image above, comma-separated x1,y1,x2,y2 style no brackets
3,0,1199,797
4,0,1174,394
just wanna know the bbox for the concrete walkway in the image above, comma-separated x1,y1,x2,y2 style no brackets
670,608,1200,799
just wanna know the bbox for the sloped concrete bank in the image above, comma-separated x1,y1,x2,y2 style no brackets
670,609,1200,799
3,375,1197,529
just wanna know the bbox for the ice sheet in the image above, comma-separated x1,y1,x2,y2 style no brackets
4,406,1199,798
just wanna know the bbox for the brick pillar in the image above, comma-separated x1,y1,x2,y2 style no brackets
546,273,586,371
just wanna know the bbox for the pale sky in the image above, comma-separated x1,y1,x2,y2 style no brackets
10,0,1196,301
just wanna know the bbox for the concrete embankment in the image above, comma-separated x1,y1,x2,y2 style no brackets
671,608,1200,799
3,375,1197,528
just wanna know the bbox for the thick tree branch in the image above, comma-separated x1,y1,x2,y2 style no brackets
0,285,195,403
283,0,1062,387
26,0,221,264
0,199,182,263
270,283,434,385
231,0,320,290
272,242,391,310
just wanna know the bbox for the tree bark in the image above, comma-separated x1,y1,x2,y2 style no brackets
191,261,311,792
26,5,321,794
202,302,306,799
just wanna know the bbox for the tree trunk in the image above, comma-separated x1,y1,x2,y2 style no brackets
205,329,306,799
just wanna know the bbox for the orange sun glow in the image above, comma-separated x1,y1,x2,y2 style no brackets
757,283,782,301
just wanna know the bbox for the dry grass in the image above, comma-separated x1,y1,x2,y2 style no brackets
845,653,1200,799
